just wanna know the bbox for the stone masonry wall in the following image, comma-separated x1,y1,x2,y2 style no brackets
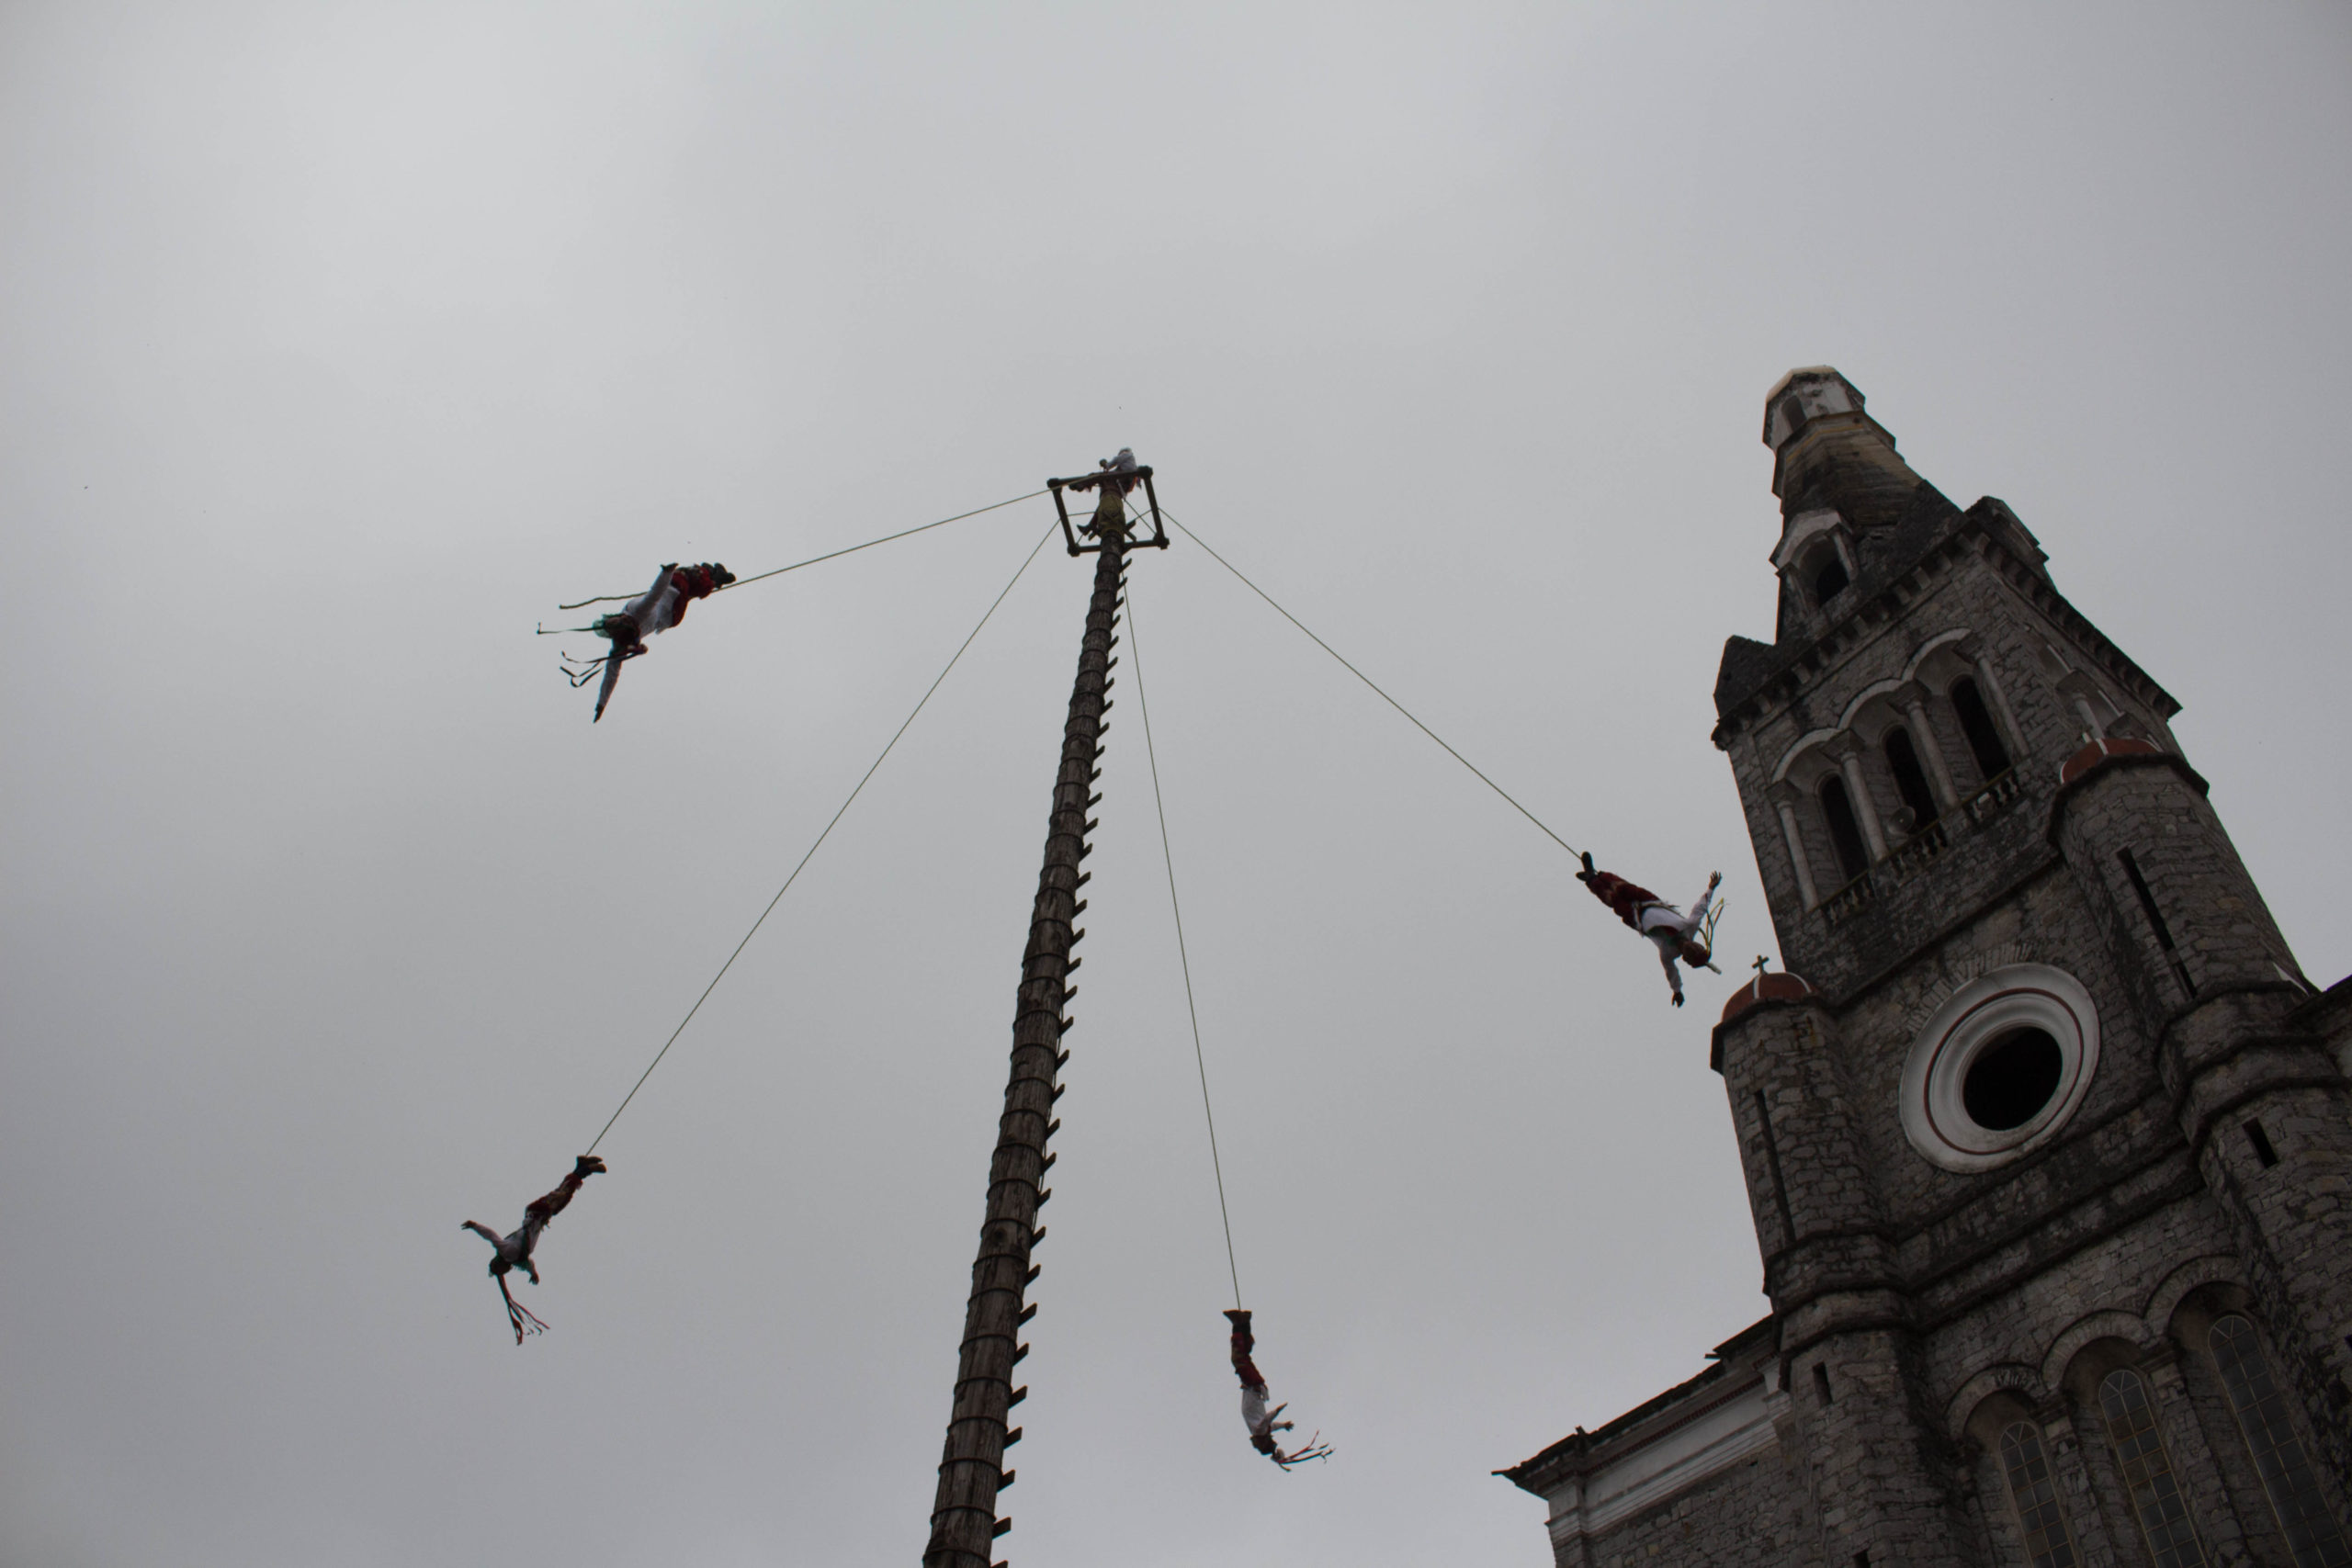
1777,1325,1979,1567
1825,866,2164,1230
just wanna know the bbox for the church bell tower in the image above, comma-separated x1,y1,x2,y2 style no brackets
1705,367,2352,1568
1508,368,2352,1568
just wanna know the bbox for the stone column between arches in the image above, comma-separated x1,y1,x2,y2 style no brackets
1969,649,2026,762
1833,747,1889,862
1901,691,1962,810
1776,795,1820,910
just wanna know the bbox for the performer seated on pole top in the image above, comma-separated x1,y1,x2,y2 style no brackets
1224,1309,1333,1469
562,561,736,722
461,1155,607,1344
1577,851,1724,1008
1066,448,1140,536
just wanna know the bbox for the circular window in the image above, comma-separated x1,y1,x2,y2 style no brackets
1962,1028,2064,1130
1899,964,2100,1172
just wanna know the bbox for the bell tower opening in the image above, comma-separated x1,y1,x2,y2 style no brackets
1777,394,1808,442
1950,676,2012,779
1809,549,1850,606
1819,774,1871,882
1883,728,1939,829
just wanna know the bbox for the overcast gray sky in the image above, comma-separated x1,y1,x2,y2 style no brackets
5,5,2350,1565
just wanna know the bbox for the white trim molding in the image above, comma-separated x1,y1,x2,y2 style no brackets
1771,508,1848,572
1542,1375,1777,1548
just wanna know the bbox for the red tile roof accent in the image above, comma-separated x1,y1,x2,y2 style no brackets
1719,971,1816,1025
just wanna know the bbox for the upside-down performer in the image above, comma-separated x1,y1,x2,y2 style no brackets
1224,1309,1333,1469
461,1155,607,1344
562,562,736,721
1577,852,1724,1008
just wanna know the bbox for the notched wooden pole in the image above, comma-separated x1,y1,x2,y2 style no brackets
922,478,1134,1568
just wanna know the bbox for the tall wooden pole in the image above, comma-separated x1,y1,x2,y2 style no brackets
922,483,1131,1568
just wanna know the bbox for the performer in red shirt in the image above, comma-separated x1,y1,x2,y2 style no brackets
1577,852,1723,1008
567,561,737,721
461,1155,608,1344
1224,1309,1332,1469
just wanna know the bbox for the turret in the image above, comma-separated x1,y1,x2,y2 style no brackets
1713,975,1977,1568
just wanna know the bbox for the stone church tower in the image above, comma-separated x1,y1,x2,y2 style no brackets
1504,370,2352,1568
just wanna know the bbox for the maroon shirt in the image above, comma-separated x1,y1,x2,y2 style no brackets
1583,871,1659,931
1230,1324,1268,1393
666,564,725,626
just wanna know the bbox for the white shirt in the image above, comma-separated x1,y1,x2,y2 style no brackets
621,568,682,637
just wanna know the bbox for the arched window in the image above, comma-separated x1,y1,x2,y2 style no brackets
1951,676,2013,780
2208,1316,2352,1566
1809,548,1850,607
2096,1370,2207,1567
1883,726,1940,829
1998,1422,2080,1568
1778,394,1808,442
1819,774,1871,884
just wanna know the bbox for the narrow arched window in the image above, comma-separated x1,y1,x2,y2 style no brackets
1951,677,2013,780
2209,1316,2352,1566
1883,727,1940,829
2096,1370,2207,1567
1778,394,1808,442
1998,1422,2080,1568
1810,548,1850,606
1819,775,1870,884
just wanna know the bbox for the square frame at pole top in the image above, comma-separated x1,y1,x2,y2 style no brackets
1047,466,1167,556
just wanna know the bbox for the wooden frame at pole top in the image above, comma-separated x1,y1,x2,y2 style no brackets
1048,467,1167,556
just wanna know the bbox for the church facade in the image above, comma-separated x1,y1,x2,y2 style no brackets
1502,370,2352,1568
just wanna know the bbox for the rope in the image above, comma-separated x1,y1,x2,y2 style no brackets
1126,581,1244,1310
583,518,1061,1155
1161,508,1582,861
557,490,1049,608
